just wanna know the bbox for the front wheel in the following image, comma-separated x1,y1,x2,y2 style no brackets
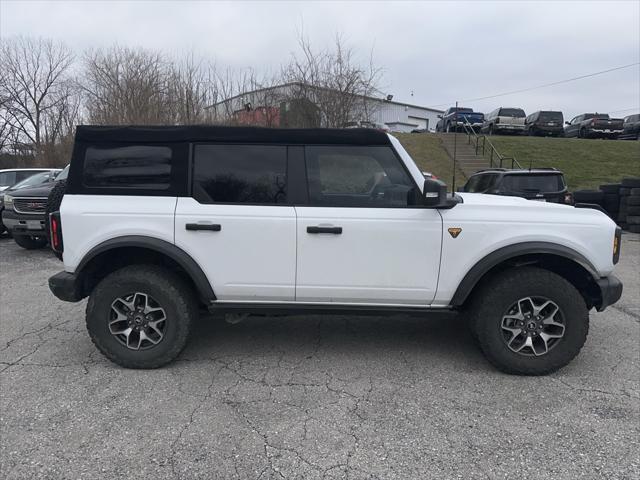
468,267,589,375
14,235,47,249
86,265,197,369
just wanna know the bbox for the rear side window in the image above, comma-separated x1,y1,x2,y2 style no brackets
193,145,287,204
83,146,172,189
502,174,565,192
305,146,416,207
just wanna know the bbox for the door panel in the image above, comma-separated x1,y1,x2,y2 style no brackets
295,207,443,305
175,198,296,301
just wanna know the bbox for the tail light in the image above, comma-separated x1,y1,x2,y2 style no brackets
613,227,622,264
49,211,63,254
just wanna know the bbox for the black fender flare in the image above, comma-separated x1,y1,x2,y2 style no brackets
76,235,216,302
450,242,599,306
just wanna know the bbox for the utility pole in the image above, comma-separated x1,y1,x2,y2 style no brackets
452,100,458,194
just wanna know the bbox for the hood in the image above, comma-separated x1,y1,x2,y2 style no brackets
458,192,574,210
5,182,56,198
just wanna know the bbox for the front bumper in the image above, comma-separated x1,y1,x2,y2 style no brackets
595,275,623,312
49,271,84,302
1,209,46,236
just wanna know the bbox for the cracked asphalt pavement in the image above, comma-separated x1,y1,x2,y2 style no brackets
1,233,639,479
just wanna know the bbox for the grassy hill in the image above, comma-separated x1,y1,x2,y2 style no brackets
393,133,466,187
395,133,639,191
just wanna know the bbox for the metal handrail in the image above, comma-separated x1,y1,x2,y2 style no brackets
460,119,523,169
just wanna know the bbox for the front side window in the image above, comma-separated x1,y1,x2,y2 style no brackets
83,146,172,189
193,145,287,204
305,146,415,207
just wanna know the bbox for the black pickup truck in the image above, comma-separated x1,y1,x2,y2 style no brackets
436,107,484,133
564,113,624,139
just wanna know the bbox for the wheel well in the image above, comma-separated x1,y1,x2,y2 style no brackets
77,246,207,306
460,253,601,309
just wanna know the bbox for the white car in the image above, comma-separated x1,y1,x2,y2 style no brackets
48,126,622,374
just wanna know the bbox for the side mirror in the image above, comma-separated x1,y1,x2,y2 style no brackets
565,121,570,125
423,178,448,206
437,115,443,119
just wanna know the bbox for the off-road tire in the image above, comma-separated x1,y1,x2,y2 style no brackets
467,267,589,375
45,179,67,259
628,196,640,206
621,178,640,188
628,225,640,233
573,190,604,204
13,235,47,249
86,265,197,369
599,184,621,194
627,206,640,216
627,215,640,225
630,188,640,196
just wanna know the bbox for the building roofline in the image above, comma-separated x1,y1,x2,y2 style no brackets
207,82,444,113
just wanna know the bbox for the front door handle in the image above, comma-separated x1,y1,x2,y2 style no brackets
186,223,221,232
307,226,342,234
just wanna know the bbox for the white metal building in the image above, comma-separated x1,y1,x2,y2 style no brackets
368,99,443,132
207,83,443,132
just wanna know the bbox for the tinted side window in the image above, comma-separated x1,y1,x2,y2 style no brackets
305,146,415,207
193,145,287,204
83,146,171,189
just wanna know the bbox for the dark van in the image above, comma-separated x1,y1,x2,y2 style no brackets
524,111,564,137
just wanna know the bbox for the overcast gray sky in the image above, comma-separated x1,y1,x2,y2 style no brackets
2,0,638,119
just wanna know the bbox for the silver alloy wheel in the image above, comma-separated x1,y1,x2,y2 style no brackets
109,292,167,350
501,296,565,356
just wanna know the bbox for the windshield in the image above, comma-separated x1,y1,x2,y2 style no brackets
538,112,563,122
499,108,526,118
501,174,564,193
10,171,54,190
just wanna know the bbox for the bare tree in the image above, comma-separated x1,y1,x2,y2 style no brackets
82,46,173,124
282,33,382,128
0,36,75,162
166,53,221,124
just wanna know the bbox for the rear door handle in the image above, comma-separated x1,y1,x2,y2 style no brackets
186,223,221,232
307,226,342,234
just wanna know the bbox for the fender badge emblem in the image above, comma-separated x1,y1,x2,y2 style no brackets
448,227,462,238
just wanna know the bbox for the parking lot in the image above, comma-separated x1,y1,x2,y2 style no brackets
0,234,638,479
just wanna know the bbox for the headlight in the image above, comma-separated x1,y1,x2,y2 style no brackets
4,195,13,209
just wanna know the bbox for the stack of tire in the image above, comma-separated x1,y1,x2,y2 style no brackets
618,178,640,233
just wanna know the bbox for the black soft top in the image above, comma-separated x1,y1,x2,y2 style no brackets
74,125,391,146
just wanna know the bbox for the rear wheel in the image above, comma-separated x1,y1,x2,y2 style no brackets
468,267,589,375
86,265,197,369
14,235,47,249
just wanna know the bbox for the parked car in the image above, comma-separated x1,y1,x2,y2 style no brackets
524,111,564,137
436,107,484,133
47,125,622,376
0,168,59,193
481,107,526,135
1,169,62,236
619,114,640,140
564,113,624,139
462,168,571,204
2,167,66,249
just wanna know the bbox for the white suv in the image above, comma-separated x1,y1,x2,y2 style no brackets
48,126,623,374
